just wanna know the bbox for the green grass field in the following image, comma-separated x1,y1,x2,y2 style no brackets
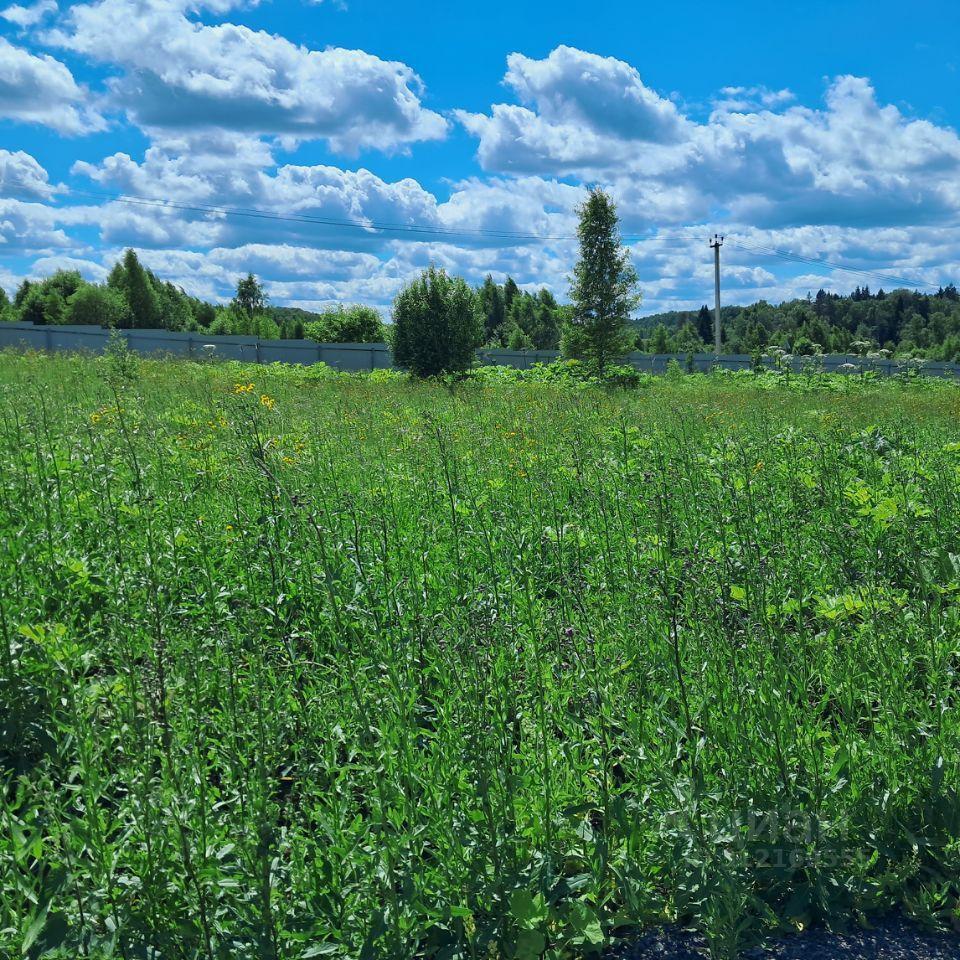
3,351,960,959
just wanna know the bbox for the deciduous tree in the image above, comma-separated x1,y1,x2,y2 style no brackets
304,305,385,343
232,273,267,318
391,266,483,377
65,284,128,328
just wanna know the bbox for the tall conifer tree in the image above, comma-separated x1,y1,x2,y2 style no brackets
562,188,639,371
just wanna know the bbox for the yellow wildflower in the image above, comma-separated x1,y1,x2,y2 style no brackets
260,394,275,409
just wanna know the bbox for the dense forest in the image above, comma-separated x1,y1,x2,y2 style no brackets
3,249,959,358
477,275,570,349
637,285,960,359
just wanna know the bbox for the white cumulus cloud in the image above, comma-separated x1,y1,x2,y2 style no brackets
1,0,57,27
0,36,106,134
461,47,960,233
73,140,446,249
0,149,59,199
47,0,448,152
5,37,960,315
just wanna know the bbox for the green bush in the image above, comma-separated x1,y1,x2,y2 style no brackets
65,284,129,327
304,305,385,343
19,286,65,325
390,266,483,377
461,358,652,390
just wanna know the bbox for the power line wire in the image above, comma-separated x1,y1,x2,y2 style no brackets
727,237,936,290
1,178,702,244
0,176,946,291
730,238,928,288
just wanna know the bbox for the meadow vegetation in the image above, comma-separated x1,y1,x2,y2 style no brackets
2,350,960,959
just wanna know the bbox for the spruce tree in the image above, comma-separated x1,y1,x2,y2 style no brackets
113,250,159,329
533,289,561,349
562,188,639,371
195,302,217,328
479,275,505,344
506,293,536,346
14,280,32,310
650,323,671,354
503,277,520,313
696,304,713,343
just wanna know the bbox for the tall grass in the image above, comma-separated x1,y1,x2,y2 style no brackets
2,351,960,959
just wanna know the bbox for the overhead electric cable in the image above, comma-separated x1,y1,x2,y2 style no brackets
0,176,946,291
0,178,702,244
727,236,936,290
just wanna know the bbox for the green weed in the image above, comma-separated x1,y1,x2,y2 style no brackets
1,351,960,958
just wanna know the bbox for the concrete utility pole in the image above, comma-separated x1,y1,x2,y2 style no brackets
709,234,724,354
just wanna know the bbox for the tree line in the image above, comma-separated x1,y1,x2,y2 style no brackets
638,284,960,360
4,191,959,370
0,249,390,344
390,188,638,376
0,250,569,351
0,189,626,375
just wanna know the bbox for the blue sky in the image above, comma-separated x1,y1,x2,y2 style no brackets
1,0,958,314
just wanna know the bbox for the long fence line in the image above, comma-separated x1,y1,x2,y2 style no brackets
1,321,958,377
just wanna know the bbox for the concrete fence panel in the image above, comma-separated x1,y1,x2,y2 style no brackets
0,323,46,352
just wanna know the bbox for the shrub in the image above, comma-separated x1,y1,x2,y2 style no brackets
304,305,385,344
461,358,652,390
19,286,65,325
603,362,647,389
103,326,140,382
505,323,535,350
65,284,129,327
390,266,483,378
